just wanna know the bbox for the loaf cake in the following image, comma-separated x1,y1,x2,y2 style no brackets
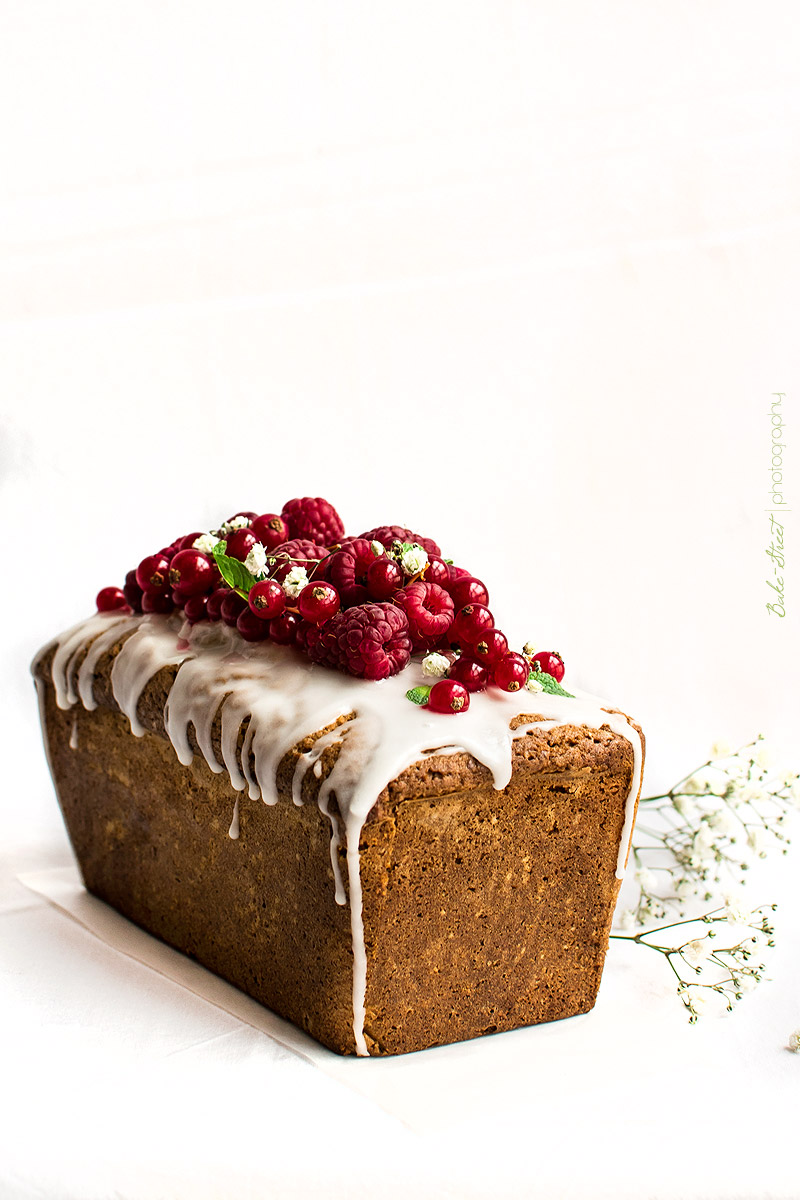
33,498,644,1056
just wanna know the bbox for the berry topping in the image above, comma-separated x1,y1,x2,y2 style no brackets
206,588,229,621
250,513,289,551
183,594,209,624
527,650,565,683
248,579,286,621
220,591,247,627
136,553,171,595
224,528,258,562
427,679,470,714
269,539,328,581
452,603,495,646
141,590,174,614
297,582,341,625
492,652,530,692
447,575,490,609
422,555,450,588
308,603,411,680
366,557,403,600
448,656,489,692
393,581,454,652
281,496,344,546
178,532,204,550
471,628,509,666
360,525,441,558
95,586,129,613
237,608,270,641
268,611,302,645
168,549,215,596
123,570,144,613
329,538,376,607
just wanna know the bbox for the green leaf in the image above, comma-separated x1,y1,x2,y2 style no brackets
212,546,258,597
528,669,574,698
406,685,432,706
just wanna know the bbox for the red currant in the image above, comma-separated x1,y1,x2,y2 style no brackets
95,586,129,613
423,555,450,588
220,591,247,626
206,588,229,621
237,608,269,641
136,553,171,594
427,679,470,714
169,549,215,596
178,531,204,550
493,652,530,692
269,611,301,645
448,575,490,609
452,603,494,645
251,513,288,551
225,528,258,562
472,628,508,666
226,511,257,524
248,579,286,621
184,594,209,624
366,557,403,600
141,590,174,614
123,570,144,613
448,656,489,692
528,650,565,683
297,582,341,624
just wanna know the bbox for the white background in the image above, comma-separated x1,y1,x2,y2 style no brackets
1,3,799,1197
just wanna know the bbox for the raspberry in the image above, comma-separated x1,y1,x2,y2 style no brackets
329,538,376,607
308,603,411,680
269,539,328,582
281,497,344,546
359,525,441,558
393,582,454,652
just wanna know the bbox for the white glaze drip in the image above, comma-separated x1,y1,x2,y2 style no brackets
41,613,644,1056
69,714,79,750
228,795,240,840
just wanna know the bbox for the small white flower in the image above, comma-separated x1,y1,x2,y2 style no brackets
674,795,699,822
192,533,221,555
682,938,712,968
685,986,709,1016
370,540,385,558
282,566,309,598
522,641,537,658
733,973,758,994
617,909,637,931
526,675,544,693
244,542,268,577
400,544,429,576
421,652,451,678
683,776,702,795
675,879,697,900
788,1029,800,1053
693,824,716,854
746,827,768,857
708,808,738,836
756,743,773,768
634,866,658,891
711,739,732,759
722,894,751,925
220,515,251,535
741,785,769,806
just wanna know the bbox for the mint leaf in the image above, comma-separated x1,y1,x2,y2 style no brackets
212,545,257,597
406,685,432,706
528,669,574,698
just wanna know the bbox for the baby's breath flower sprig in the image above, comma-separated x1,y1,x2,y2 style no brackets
624,735,798,925
611,904,776,1022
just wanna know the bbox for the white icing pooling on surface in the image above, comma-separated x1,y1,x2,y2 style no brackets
41,612,644,1057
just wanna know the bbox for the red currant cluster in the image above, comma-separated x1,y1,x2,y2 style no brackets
95,496,566,714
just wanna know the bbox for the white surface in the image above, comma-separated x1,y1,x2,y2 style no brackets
1,2,799,1196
